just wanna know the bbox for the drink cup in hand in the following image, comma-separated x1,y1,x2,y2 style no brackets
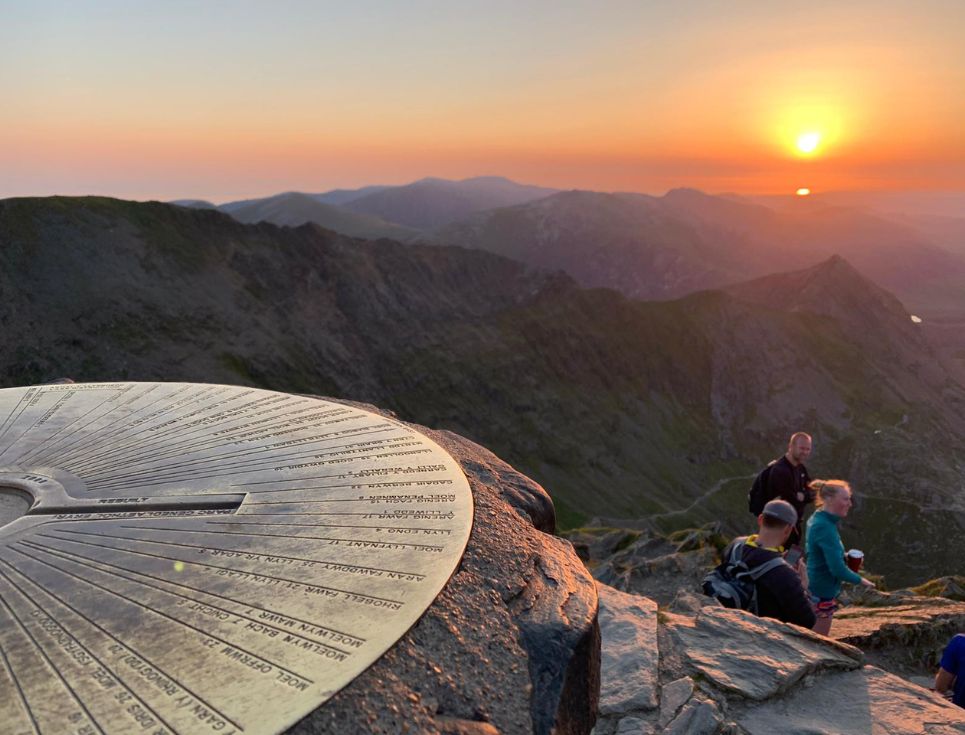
846,548,864,572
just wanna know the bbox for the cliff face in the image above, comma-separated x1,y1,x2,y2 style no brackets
3,197,964,585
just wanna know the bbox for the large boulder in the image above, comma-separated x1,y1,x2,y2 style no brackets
289,407,600,734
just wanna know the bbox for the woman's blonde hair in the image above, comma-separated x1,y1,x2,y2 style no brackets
809,479,851,508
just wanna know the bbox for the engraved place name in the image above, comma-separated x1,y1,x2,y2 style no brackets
0,381,472,735
272,445,428,470
362,492,457,503
211,568,409,604
360,510,455,520
172,602,354,661
104,642,251,733
41,383,129,393
209,406,336,438
326,539,444,553
355,464,446,477
253,612,364,646
217,644,315,687
53,509,237,521
228,414,385,443
204,548,427,580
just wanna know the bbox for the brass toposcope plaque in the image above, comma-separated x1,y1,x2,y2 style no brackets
0,382,473,735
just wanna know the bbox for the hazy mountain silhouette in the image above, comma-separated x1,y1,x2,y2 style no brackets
343,176,558,229
430,189,769,298
892,212,965,258
311,185,393,206
434,187,965,317
2,196,963,585
223,191,418,240
170,198,218,210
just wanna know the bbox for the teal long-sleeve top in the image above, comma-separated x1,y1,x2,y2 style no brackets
805,509,863,600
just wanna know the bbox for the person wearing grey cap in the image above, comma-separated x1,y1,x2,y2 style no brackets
716,499,816,629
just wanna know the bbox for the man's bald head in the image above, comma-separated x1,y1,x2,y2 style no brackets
787,433,812,466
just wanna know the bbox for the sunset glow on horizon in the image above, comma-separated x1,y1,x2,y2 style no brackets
796,133,822,155
2,1,964,202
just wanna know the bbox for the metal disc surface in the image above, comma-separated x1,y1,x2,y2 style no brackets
0,382,473,735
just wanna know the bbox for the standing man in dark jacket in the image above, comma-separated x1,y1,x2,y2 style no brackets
722,499,816,629
751,432,813,546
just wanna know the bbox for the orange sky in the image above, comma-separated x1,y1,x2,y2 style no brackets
2,2,963,201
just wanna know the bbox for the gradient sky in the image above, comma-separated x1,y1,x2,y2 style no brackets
3,0,964,201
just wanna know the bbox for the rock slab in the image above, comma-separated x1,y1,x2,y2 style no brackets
596,583,660,715
736,665,965,734
663,605,864,701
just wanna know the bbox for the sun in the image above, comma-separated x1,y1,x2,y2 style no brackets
796,188,811,196
796,131,821,155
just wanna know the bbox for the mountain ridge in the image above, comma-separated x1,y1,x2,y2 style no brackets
2,195,963,585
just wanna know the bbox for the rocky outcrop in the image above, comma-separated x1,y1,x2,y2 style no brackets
593,583,965,735
832,588,965,685
289,409,600,735
588,526,721,606
735,666,964,735
662,606,862,701
905,576,965,602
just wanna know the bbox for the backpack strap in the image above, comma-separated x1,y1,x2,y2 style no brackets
728,538,748,566
730,541,789,581
747,556,788,580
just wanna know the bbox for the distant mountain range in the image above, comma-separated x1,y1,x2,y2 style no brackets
3,195,964,586
175,176,558,236
172,179,965,321
340,176,559,229
431,187,965,318
225,192,418,241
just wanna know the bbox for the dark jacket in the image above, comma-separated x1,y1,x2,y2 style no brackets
766,456,813,545
723,538,816,629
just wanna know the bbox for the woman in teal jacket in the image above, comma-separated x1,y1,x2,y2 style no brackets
805,479,876,635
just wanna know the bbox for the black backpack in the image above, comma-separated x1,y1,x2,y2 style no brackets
747,458,779,515
701,539,787,614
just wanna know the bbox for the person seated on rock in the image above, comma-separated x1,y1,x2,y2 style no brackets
805,479,876,636
935,633,965,708
718,499,816,629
